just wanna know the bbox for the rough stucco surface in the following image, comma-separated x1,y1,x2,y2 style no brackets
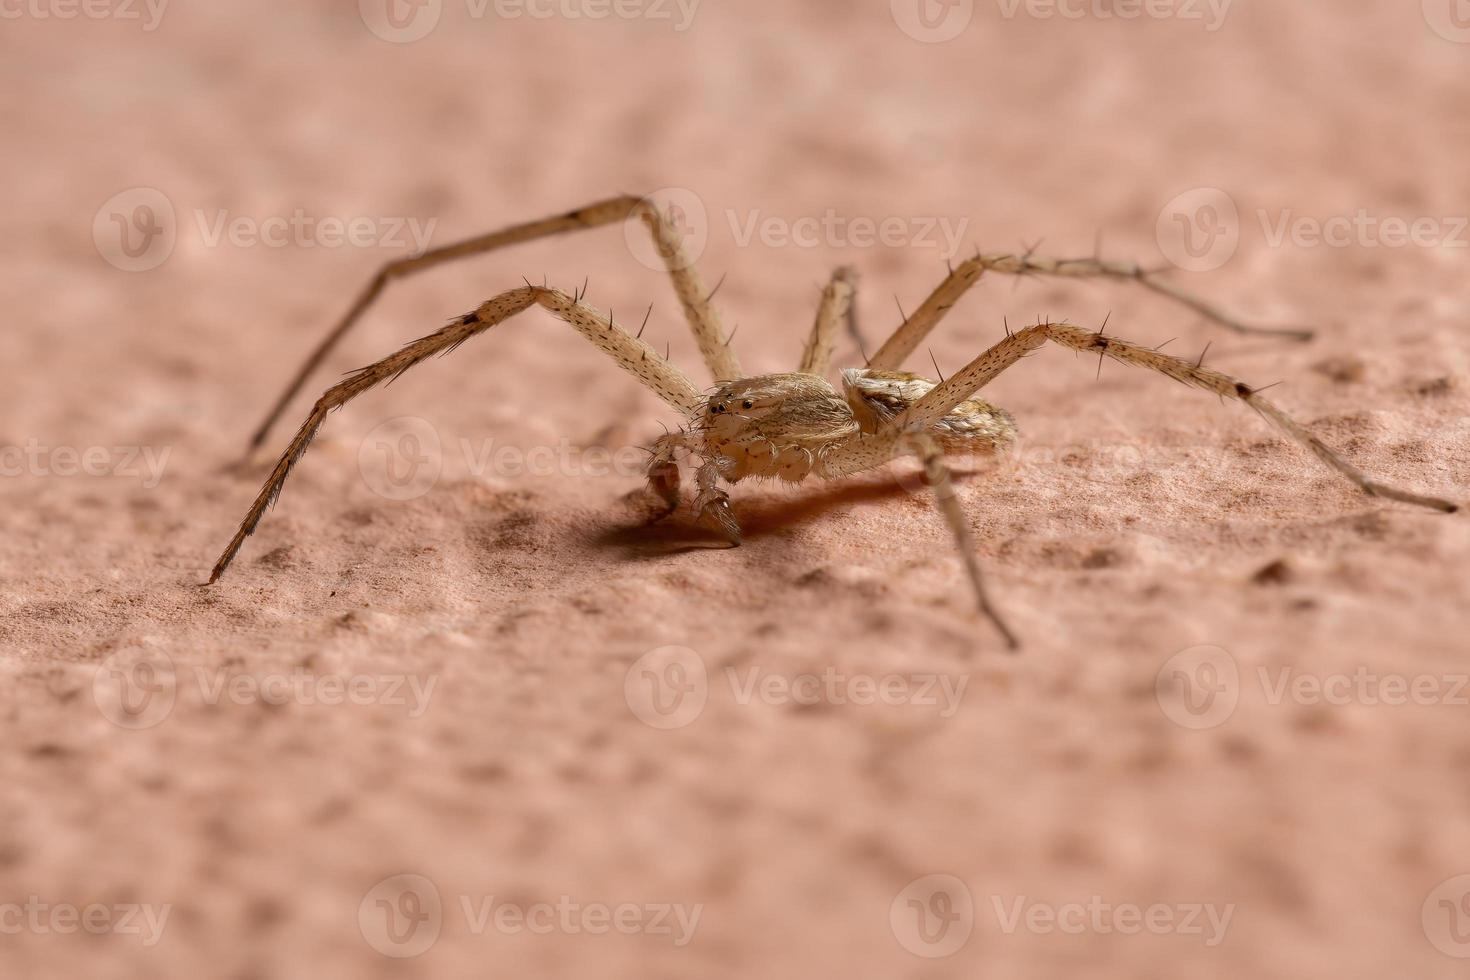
2,1,1469,976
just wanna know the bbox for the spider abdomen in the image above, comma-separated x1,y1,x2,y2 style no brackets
841,368,1017,456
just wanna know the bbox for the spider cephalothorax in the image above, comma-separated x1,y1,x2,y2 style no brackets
210,193,1458,650
699,372,858,484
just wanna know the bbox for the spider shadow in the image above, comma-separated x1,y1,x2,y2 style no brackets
592,466,993,562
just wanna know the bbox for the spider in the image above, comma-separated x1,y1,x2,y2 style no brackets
208,194,1459,649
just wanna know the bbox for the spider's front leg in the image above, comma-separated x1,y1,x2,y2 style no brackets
632,435,739,544
694,461,742,544
632,433,683,525
208,285,705,582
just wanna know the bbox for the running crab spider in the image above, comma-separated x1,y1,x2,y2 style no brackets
209,193,1459,649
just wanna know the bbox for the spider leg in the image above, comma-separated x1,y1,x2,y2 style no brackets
247,194,738,452
868,252,1313,373
209,285,702,583
633,432,685,525
632,200,741,383
796,266,857,377
814,318,1455,646
693,461,741,544
803,424,1017,648
881,321,1457,513
907,431,1020,650
627,437,740,543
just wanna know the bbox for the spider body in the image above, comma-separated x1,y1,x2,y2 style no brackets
701,372,857,484
687,370,1012,509
700,370,1015,478
635,368,1018,551
211,194,1458,650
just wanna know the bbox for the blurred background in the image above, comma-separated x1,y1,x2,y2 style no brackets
2,1,1469,977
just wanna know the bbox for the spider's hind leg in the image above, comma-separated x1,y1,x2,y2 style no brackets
868,250,1313,375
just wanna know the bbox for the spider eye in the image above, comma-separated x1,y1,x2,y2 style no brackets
742,400,754,409
711,403,725,413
